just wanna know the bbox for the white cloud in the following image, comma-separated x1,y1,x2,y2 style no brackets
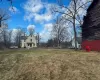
23,0,58,23
23,0,44,22
44,23,53,32
33,13,52,23
27,24,35,31
9,6,19,13
40,23,53,42
24,0,43,13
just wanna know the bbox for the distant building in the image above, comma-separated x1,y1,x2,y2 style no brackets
21,35,37,48
82,0,100,51
72,37,82,49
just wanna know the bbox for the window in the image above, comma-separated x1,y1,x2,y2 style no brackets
31,39,32,42
33,43,35,46
28,43,32,47
30,44,32,47
28,44,29,46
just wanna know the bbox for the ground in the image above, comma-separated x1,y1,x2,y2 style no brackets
0,48,100,80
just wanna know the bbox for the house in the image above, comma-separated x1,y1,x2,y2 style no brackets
21,35,37,48
82,0,100,51
72,37,82,49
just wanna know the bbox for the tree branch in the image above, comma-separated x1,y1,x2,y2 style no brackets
54,10,73,18
76,1,92,11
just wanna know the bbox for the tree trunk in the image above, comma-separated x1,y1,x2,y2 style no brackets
0,20,1,27
57,34,60,48
58,40,60,48
73,0,77,50
18,37,21,48
3,30,7,48
73,19,77,50
37,33,40,47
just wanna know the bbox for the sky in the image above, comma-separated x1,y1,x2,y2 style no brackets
0,0,71,41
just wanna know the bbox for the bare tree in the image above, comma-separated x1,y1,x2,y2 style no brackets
27,25,35,36
37,33,41,47
0,22,9,48
0,8,10,27
52,0,92,50
3,29,13,48
12,27,26,48
21,28,27,42
8,30,12,47
2,23,8,47
16,27,23,48
52,17,68,47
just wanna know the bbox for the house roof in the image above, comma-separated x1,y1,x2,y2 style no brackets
87,0,99,11
21,36,27,40
21,35,37,40
82,0,100,41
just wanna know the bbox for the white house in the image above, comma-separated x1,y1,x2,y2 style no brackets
72,37,82,49
21,35,37,48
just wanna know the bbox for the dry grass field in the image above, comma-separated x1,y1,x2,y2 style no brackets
0,48,100,80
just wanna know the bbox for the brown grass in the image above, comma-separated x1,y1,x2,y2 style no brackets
0,49,100,80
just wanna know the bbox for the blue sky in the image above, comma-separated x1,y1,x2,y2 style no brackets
0,0,70,31
0,0,90,42
0,0,71,41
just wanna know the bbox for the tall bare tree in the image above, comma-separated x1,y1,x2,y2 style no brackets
0,22,9,48
16,27,23,48
8,30,12,47
37,33,41,47
52,17,69,47
52,0,92,50
27,25,35,36
0,8,10,27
